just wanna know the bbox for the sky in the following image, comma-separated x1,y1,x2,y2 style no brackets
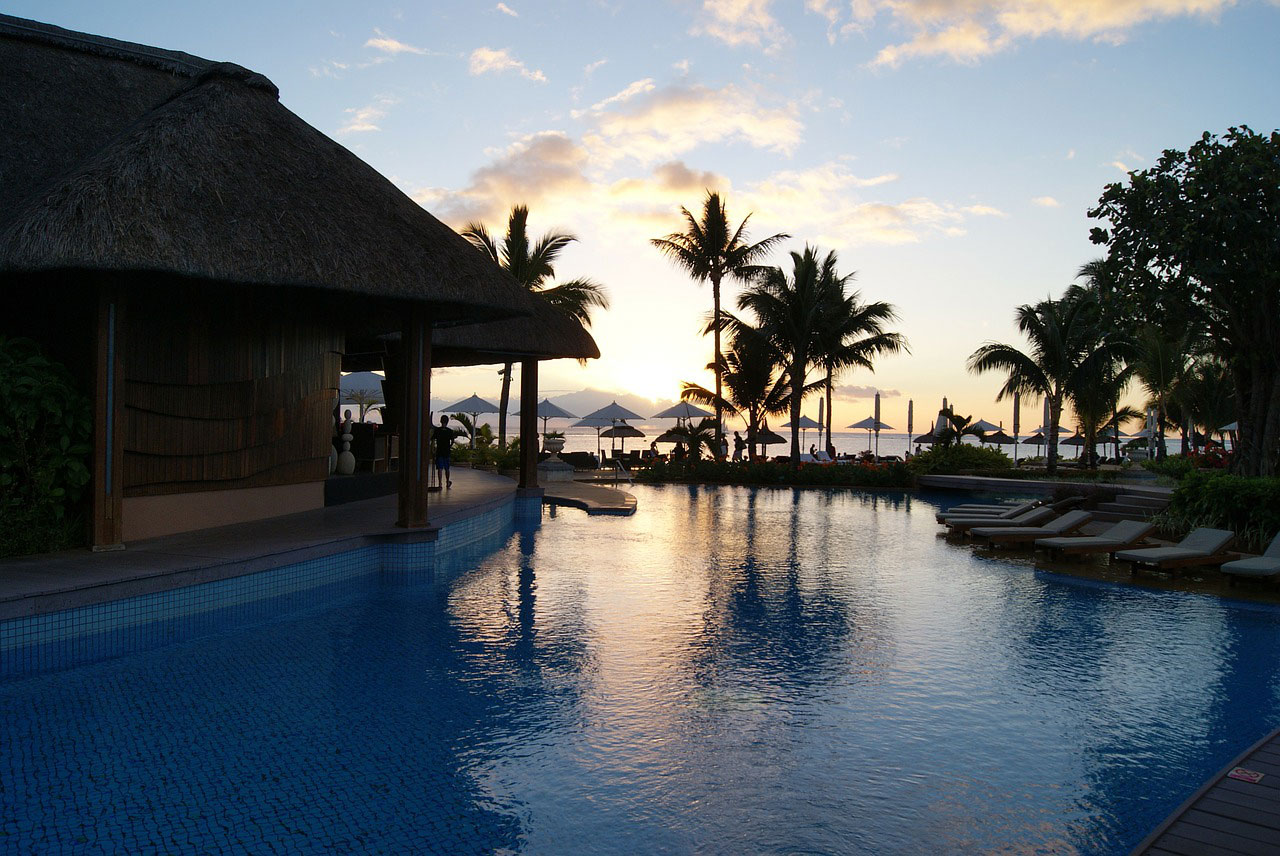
12,0,1280,431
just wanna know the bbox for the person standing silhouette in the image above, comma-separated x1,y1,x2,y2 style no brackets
432,415,457,488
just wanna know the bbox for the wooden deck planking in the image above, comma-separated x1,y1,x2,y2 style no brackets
1134,726,1280,854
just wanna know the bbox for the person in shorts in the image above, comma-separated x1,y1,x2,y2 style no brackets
433,415,456,488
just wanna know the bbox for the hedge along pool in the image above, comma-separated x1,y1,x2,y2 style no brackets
5,485,1280,854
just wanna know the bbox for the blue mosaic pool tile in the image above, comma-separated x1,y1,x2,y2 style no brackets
1,494,536,678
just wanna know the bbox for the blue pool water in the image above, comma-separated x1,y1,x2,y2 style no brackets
5,486,1280,854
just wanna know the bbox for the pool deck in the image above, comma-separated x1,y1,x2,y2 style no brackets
1133,725,1280,855
545,480,637,515
0,470,635,622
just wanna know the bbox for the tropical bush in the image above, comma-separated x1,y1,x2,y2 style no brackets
906,445,1012,476
1142,455,1198,481
1153,471,1280,554
0,336,92,557
635,459,912,488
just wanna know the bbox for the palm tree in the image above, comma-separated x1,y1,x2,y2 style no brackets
1129,325,1190,461
671,417,719,461
651,192,788,453
735,246,844,466
934,411,986,449
680,323,805,460
344,387,383,422
1176,358,1236,449
966,286,1121,475
1068,360,1137,467
813,285,907,455
461,205,609,445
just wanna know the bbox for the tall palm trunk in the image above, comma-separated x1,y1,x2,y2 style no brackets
789,360,804,467
497,362,512,446
712,272,723,456
1047,391,1062,475
824,366,834,457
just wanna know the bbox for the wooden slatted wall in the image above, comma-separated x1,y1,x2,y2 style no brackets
121,288,343,496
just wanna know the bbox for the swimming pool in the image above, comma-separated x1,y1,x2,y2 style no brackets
5,485,1280,853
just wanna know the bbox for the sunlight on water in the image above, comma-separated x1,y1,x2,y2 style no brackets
4,485,1280,854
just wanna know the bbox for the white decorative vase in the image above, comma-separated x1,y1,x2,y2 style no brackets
337,429,356,475
543,436,566,455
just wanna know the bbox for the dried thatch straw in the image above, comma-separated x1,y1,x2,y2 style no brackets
0,14,552,329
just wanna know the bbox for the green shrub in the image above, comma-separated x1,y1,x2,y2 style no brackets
906,444,1012,476
634,459,912,488
496,438,522,470
0,336,92,557
1142,455,1197,480
1153,471,1280,554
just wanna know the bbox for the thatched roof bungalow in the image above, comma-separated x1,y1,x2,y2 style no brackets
0,14,597,545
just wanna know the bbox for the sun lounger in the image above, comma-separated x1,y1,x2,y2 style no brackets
970,510,1093,545
936,500,1038,524
1035,520,1155,557
1223,533,1280,583
945,506,1055,533
1114,527,1236,573
813,450,833,463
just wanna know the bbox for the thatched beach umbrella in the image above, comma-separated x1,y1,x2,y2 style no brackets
601,422,645,455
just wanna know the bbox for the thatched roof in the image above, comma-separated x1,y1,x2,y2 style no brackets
432,302,599,366
0,14,554,328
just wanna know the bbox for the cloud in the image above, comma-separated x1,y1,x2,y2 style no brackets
737,161,974,246
837,385,902,399
337,96,396,134
1031,196,1061,207
691,0,790,53
365,29,427,55
496,2,518,16
469,46,547,82
962,204,1007,217
585,78,656,114
584,58,608,76
414,131,592,224
812,0,1238,67
873,20,1001,67
581,82,803,166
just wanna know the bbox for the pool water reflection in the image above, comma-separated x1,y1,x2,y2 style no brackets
4,485,1280,854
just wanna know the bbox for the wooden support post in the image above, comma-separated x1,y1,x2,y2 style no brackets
91,288,125,550
519,359,539,489
397,305,432,527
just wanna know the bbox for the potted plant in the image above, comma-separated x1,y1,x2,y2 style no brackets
542,431,566,455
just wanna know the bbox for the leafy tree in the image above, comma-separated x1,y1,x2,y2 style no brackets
736,246,844,466
813,282,907,455
461,205,609,446
651,191,788,452
0,336,92,556
1088,126,1280,475
967,286,1123,475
